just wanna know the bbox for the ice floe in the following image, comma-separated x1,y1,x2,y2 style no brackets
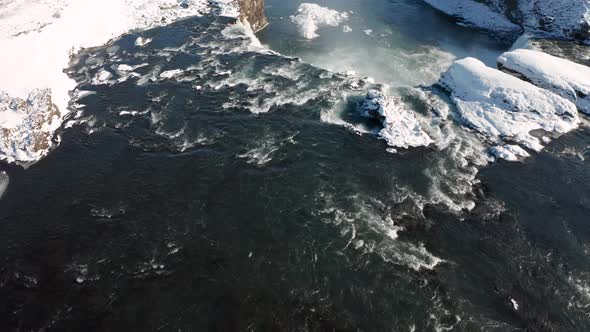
439,57,580,154
360,89,433,150
290,3,349,39
498,49,590,115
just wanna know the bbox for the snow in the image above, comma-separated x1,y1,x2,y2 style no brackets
422,0,521,36
360,89,433,150
0,0,239,164
0,171,8,199
498,49,590,115
439,57,579,153
290,3,349,39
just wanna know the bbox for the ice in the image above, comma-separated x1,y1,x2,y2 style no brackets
439,57,580,154
498,49,590,115
490,144,530,161
290,3,349,39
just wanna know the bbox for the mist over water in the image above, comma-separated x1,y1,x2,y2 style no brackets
260,0,509,86
0,1,589,331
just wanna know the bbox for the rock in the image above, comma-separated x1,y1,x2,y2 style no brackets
526,38,590,67
360,89,433,150
439,57,579,153
498,49,590,115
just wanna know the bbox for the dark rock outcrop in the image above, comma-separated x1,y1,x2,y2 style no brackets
238,0,268,32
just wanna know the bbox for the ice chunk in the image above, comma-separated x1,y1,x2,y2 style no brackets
290,3,349,39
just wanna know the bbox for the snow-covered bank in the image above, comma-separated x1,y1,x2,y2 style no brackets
423,0,590,43
422,0,521,37
498,49,590,115
360,90,433,150
0,0,243,164
290,3,348,39
0,89,61,164
439,57,580,156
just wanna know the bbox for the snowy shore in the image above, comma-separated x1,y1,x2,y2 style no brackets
423,0,590,43
0,0,241,164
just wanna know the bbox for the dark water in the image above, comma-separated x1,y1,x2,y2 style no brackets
1,3,590,332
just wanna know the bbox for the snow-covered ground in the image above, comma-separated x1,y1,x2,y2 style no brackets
289,3,349,39
439,57,580,156
498,49,590,115
0,0,239,164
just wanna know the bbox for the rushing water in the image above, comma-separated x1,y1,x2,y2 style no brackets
1,1,590,331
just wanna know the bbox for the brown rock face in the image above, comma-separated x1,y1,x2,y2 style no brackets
238,0,267,32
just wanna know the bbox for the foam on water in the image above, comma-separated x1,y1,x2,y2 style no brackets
314,192,443,271
237,132,297,166
0,171,8,199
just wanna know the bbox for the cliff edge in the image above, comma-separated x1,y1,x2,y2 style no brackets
238,0,268,32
